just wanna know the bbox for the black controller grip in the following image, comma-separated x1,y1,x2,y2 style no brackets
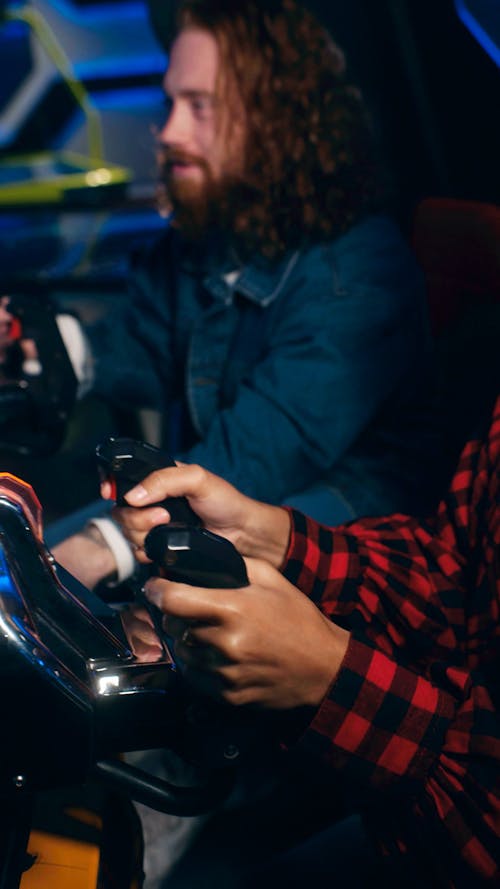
96,436,200,526
145,525,249,589
96,436,249,590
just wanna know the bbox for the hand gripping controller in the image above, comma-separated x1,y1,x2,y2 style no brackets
96,437,249,589
96,438,271,773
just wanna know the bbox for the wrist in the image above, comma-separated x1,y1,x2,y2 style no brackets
87,518,135,584
52,528,118,590
239,502,291,568
81,523,119,583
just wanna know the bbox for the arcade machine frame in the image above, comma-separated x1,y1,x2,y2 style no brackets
0,469,246,888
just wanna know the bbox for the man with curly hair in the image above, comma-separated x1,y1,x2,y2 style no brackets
53,0,439,595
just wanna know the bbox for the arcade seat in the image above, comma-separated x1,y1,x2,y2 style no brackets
412,197,500,465
412,197,500,337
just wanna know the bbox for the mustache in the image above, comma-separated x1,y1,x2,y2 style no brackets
156,146,211,178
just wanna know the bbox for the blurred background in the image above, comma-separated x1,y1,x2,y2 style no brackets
0,0,498,521
1,0,498,287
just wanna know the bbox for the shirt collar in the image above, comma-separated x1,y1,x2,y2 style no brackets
204,248,301,307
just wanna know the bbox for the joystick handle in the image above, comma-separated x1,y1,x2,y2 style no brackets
96,436,200,526
96,436,249,589
145,525,249,589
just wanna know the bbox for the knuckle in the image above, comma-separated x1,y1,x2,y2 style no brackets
222,634,241,662
187,463,205,487
162,582,184,610
223,686,247,707
146,469,168,496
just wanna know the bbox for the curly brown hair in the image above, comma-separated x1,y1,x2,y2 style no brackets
172,0,381,259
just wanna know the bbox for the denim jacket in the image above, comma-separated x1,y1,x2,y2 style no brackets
89,214,439,517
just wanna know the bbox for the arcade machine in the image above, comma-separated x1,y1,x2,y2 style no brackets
0,434,264,888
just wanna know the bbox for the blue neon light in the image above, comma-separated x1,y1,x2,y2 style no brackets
0,19,27,38
24,0,166,81
91,85,164,110
0,548,17,597
53,84,164,148
74,52,166,79
40,0,149,27
455,0,500,67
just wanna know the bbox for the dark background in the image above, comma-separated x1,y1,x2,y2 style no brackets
309,0,499,225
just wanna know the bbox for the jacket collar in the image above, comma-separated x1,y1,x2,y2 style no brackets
203,247,301,307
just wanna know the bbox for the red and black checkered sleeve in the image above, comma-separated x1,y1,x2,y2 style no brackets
283,395,500,671
281,397,500,880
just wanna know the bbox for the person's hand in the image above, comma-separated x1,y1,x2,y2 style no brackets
52,529,118,589
107,463,291,569
120,604,164,662
0,295,38,372
0,296,17,364
143,557,350,710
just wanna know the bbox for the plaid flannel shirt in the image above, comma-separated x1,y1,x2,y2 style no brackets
283,396,500,886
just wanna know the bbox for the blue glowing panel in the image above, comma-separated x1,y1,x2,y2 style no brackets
0,548,18,600
58,84,165,179
33,0,166,79
455,0,500,67
0,22,33,115
0,0,166,180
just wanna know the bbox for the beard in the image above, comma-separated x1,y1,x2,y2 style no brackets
156,147,241,244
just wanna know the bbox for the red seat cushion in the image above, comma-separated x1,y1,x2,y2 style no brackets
412,198,500,336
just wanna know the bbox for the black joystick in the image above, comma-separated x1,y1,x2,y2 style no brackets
96,437,249,589
96,437,200,525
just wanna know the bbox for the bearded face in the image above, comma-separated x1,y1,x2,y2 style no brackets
157,146,238,240
155,28,246,242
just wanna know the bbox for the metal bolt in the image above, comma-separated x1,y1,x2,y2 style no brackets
13,775,26,788
224,745,240,761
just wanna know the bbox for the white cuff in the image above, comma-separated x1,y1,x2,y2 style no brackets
56,314,94,398
87,517,136,584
